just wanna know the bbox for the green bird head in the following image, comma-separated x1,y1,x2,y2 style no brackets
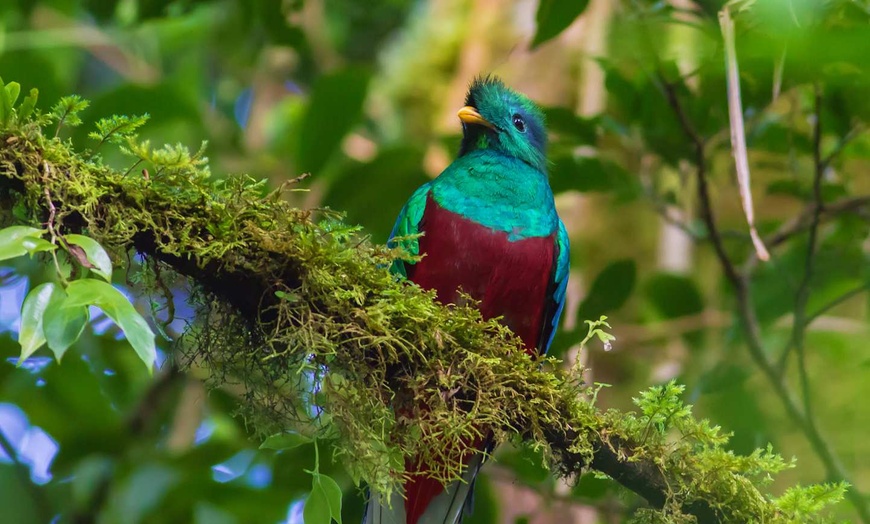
456,75,547,172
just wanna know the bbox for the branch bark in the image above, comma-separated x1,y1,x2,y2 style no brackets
657,68,870,523
0,118,805,523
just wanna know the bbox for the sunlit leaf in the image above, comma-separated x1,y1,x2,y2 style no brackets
0,225,46,261
260,431,313,451
43,290,89,362
317,473,343,524
577,259,636,322
531,0,590,48
64,279,156,370
304,477,332,524
17,88,38,121
65,234,113,281
18,282,60,362
21,236,56,255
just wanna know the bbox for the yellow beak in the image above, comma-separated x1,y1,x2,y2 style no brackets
457,106,496,130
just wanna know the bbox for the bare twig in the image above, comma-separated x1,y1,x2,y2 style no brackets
821,124,867,170
778,85,825,421
656,42,870,523
42,167,68,285
806,282,870,326
719,5,770,262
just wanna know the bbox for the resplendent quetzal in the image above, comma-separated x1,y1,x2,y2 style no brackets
366,76,569,524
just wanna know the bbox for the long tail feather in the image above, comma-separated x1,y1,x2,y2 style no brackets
363,454,484,524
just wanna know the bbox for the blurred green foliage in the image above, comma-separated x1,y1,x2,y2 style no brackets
0,0,868,522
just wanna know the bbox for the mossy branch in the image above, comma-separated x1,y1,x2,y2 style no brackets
0,92,846,523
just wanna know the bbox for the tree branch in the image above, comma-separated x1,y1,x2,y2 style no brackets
656,68,870,522
0,100,849,522
778,85,825,418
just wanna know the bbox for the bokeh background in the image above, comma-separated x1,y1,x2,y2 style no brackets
0,0,869,522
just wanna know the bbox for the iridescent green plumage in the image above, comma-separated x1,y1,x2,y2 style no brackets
374,76,570,524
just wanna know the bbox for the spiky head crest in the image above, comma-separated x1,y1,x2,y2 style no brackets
458,75,547,172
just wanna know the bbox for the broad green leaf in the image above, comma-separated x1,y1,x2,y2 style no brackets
297,67,370,174
18,282,60,362
645,273,705,349
65,234,113,281
577,259,636,323
21,237,56,255
64,279,156,369
304,478,332,524
0,226,46,261
542,107,597,144
645,273,704,319
531,0,590,48
317,474,343,524
43,290,89,362
260,431,312,451
304,473,342,524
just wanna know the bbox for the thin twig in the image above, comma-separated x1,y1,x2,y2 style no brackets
779,84,824,419
805,282,870,326
656,45,870,523
821,124,867,170
42,166,68,285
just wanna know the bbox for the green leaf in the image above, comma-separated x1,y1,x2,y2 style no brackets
306,473,342,524
51,95,90,129
531,0,590,48
0,77,8,125
645,272,705,349
21,237,56,255
43,290,89,362
323,146,429,240
304,477,332,524
16,88,38,122
0,226,46,261
297,67,370,174
542,107,597,144
65,234,113,281
64,279,156,369
317,474,343,524
260,431,313,451
549,156,641,201
18,282,60,362
89,114,150,146
5,82,20,108
645,273,704,319
577,259,636,322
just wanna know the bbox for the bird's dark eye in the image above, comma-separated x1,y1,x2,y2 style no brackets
512,114,526,133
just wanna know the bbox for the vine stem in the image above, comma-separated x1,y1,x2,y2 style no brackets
42,166,68,286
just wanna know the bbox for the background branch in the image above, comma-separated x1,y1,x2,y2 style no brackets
657,56,870,524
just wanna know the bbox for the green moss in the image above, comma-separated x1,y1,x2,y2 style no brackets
0,86,848,523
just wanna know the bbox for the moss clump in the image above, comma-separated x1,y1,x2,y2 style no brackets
0,85,848,523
